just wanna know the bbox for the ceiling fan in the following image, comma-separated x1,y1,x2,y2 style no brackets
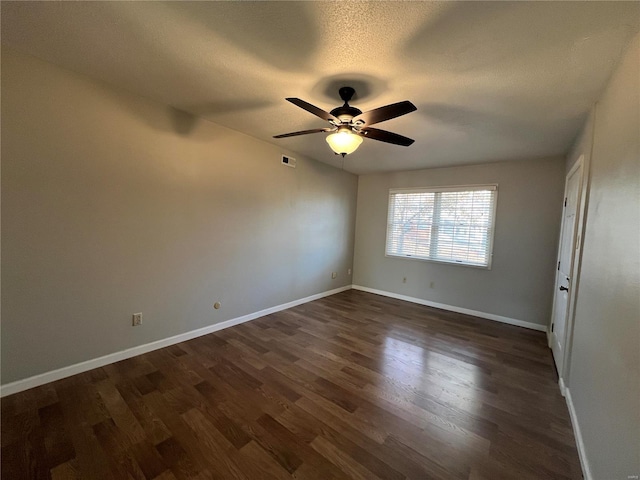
273,87,417,157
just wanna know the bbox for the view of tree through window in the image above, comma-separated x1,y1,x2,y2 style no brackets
386,186,497,267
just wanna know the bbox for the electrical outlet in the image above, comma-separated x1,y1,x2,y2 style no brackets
347,268,352,275
132,313,142,326
331,272,337,279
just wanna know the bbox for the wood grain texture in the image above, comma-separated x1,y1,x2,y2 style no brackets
1,290,582,479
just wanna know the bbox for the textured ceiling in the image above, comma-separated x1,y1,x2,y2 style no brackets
2,1,638,174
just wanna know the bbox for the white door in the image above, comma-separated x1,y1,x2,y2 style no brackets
550,161,583,375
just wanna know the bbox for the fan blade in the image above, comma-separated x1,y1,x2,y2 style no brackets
286,98,338,122
273,128,333,138
353,101,417,126
357,127,415,146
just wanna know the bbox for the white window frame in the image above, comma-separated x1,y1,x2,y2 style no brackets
385,184,498,269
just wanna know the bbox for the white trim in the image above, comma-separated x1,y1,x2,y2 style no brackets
384,252,492,270
549,154,585,381
0,285,352,398
561,153,588,380
558,377,567,397
565,387,593,480
566,153,585,183
351,285,546,332
386,185,498,270
389,184,497,194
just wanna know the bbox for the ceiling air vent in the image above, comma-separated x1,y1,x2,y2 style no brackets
281,155,296,168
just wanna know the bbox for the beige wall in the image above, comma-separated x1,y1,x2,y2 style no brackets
567,33,639,479
353,158,565,326
1,49,358,384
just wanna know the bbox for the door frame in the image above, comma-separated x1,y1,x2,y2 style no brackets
549,154,586,391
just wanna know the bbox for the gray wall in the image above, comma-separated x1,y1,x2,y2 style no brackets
567,33,639,479
353,158,565,326
1,49,358,384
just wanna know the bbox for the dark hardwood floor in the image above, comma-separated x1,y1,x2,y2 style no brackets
1,290,582,479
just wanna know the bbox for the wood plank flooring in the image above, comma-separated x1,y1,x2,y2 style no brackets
1,290,582,479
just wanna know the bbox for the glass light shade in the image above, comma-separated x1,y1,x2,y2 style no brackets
326,130,363,155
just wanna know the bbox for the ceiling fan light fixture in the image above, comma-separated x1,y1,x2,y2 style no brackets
274,87,416,154
326,129,363,156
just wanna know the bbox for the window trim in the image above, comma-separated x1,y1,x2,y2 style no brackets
385,184,498,270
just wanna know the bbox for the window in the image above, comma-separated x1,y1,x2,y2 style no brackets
386,185,498,268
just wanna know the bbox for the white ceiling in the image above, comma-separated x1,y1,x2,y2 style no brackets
2,1,638,174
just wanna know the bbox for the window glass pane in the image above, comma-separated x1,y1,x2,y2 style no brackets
386,186,496,267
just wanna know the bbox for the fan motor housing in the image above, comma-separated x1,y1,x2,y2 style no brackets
330,105,362,123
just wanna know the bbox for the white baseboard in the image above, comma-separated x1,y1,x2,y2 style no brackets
565,387,592,480
558,377,567,397
351,285,546,332
0,285,352,398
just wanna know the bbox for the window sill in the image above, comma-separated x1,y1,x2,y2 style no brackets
385,253,492,270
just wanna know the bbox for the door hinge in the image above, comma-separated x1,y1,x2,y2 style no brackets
557,261,560,271
551,323,554,332
564,197,567,207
